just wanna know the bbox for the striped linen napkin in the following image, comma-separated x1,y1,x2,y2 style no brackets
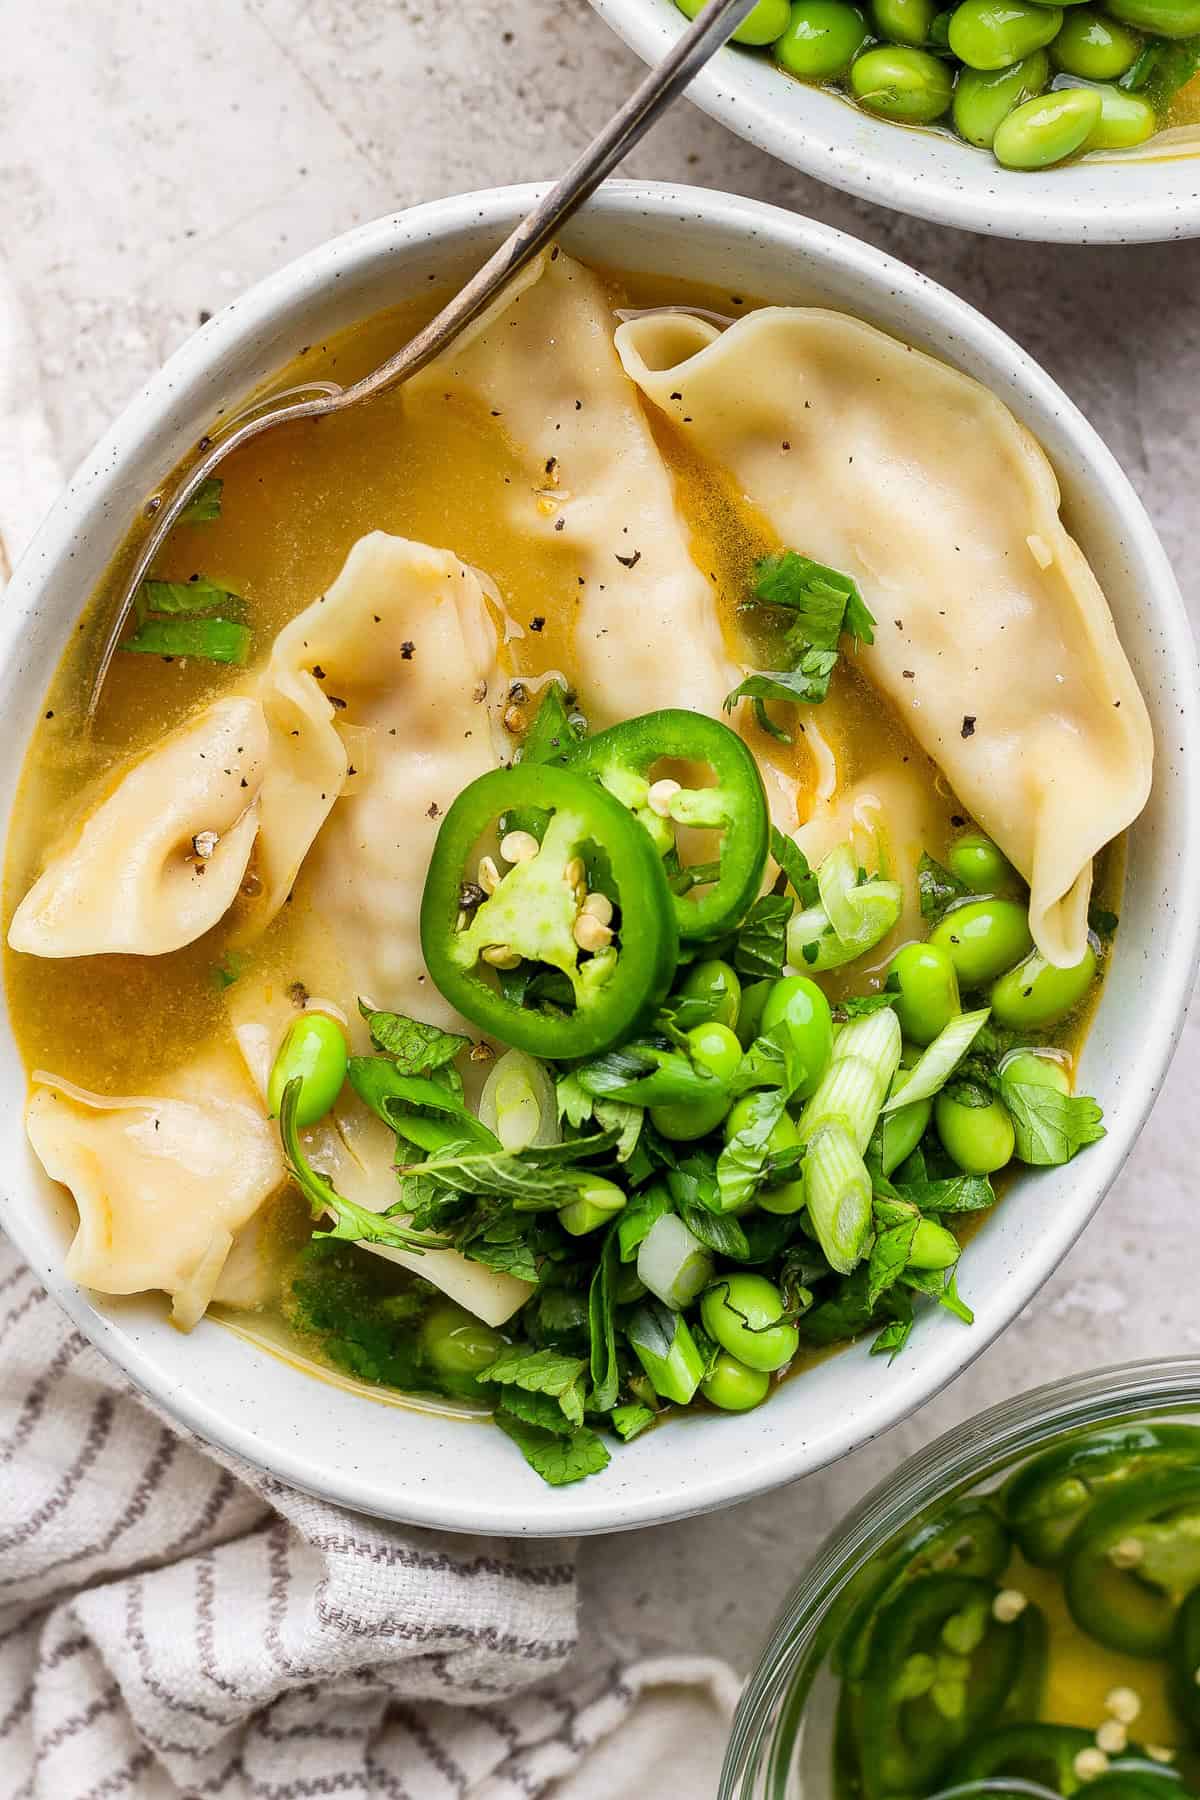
0,274,739,1800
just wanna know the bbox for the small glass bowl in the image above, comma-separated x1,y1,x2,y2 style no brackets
719,1357,1200,1800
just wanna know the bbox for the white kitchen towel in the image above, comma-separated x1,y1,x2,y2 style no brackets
0,273,741,1799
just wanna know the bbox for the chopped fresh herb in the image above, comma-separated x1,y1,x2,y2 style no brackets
918,852,970,925
716,1089,788,1215
576,1041,721,1108
770,827,819,905
136,576,245,617
610,1403,657,1443
494,1412,611,1486
734,893,794,980
1088,903,1119,940
998,1073,1106,1166
478,1345,587,1427
211,950,248,990
723,551,876,734
358,1000,470,1075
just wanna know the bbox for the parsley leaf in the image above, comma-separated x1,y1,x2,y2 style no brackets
494,1412,611,1486
734,893,794,980
998,1075,1106,1167
358,1001,470,1075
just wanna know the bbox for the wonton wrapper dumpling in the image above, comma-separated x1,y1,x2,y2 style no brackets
9,698,268,957
615,309,1153,967
415,250,744,723
26,1052,286,1331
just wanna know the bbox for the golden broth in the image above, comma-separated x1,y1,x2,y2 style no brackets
4,269,958,1093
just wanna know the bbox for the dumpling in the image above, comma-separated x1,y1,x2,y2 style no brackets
8,664,346,960
415,248,743,729
8,698,268,957
268,531,505,1026
615,308,1153,966
26,1052,286,1331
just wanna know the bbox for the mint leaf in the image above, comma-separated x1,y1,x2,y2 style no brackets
678,1203,750,1261
588,1229,620,1413
734,893,794,980
478,1347,587,1427
495,1413,611,1486
617,1186,673,1263
869,1218,920,1310
725,552,876,731
770,827,819,905
577,1042,720,1108
872,1316,914,1360
999,1076,1106,1167
494,1388,575,1435
358,1001,469,1075
716,1089,788,1214
556,1071,594,1130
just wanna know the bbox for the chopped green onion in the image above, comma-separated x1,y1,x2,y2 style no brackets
179,477,224,523
625,1301,707,1405
880,1008,990,1114
478,1049,559,1152
800,1007,902,1151
119,616,251,664
636,1213,714,1310
786,843,903,972
558,1175,627,1238
805,1124,873,1275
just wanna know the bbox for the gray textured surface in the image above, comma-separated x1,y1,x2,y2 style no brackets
4,0,1198,1696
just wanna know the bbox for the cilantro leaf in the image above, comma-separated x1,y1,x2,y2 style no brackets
734,893,794,980
918,853,971,925
999,1076,1106,1167
478,1346,587,1427
358,1001,470,1075
495,1412,611,1486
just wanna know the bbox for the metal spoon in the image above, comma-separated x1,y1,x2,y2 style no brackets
89,0,760,710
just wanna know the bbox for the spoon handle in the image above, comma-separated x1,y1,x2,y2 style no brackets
89,0,758,710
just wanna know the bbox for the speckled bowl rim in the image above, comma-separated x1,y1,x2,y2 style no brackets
0,181,1196,1536
590,0,1200,244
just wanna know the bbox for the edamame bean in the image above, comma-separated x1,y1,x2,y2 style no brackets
935,1091,1016,1174
953,52,1052,143
850,44,955,117
676,0,792,41
776,0,871,75
758,1171,808,1214
420,1302,505,1388
909,1218,962,1270
1073,78,1157,143
650,1021,740,1141
990,943,1097,1028
887,942,962,1045
701,1351,772,1412
1001,1048,1072,1093
993,85,1104,163
949,0,1064,69
878,1096,934,1173
736,978,772,1049
760,975,834,1098
268,1011,349,1127
700,1273,799,1372
1100,0,1200,35
946,831,1024,893
929,899,1034,989
871,0,938,46
679,958,742,1030
1052,6,1142,75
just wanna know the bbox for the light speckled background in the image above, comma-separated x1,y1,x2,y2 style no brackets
4,0,1198,1704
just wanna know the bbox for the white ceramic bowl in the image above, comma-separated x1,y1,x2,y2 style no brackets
1,183,1197,1536
592,0,1200,243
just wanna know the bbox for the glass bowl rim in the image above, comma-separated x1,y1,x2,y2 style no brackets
720,1354,1200,1798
